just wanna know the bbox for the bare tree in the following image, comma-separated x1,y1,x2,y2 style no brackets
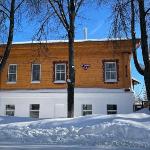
106,0,150,101
28,0,85,117
0,0,26,72
49,0,86,118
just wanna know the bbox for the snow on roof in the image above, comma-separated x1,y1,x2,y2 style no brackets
7,38,130,45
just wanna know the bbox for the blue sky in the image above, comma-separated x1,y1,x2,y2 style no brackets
13,3,144,96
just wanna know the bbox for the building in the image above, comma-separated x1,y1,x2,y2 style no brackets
0,39,135,118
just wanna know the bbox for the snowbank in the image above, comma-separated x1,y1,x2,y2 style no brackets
0,113,149,149
136,108,150,114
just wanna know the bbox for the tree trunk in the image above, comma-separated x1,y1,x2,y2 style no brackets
0,0,15,72
67,32,75,118
138,0,150,101
67,1,75,118
144,70,150,101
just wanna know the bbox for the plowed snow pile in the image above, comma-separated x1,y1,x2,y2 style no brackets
0,112,150,149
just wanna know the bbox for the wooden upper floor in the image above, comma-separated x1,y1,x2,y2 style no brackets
0,39,133,90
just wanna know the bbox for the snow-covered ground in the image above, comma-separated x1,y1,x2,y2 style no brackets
0,109,149,150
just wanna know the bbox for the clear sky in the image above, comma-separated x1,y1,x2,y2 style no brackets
13,3,144,97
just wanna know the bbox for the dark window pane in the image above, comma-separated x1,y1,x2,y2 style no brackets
9,65,16,73
6,105,15,110
6,111,15,116
56,73,61,81
30,104,40,110
30,111,39,118
32,65,40,81
107,104,117,110
61,73,65,80
8,74,16,82
55,64,66,81
111,72,116,80
83,111,92,116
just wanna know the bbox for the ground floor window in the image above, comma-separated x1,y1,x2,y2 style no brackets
107,104,117,114
30,104,40,118
82,104,92,116
6,105,15,116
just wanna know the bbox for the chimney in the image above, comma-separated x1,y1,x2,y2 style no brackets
83,27,88,40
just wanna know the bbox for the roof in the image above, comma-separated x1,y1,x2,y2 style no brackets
0,38,132,45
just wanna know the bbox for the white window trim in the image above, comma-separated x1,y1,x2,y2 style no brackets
54,63,66,83
31,64,41,83
5,104,15,116
82,104,92,116
7,64,17,84
104,62,117,82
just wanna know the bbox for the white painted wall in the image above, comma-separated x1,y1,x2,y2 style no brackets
74,92,134,117
0,92,67,118
0,88,134,118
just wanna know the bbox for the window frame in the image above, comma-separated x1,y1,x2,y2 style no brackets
29,104,40,118
54,63,66,83
5,104,15,116
107,104,117,115
82,104,92,116
104,61,117,83
7,64,17,83
31,64,41,83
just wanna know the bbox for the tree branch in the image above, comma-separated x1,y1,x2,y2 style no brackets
48,0,69,31
14,0,26,12
0,9,10,18
131,0,144,75
145,8,150,16
75,0,84,16
0,0,15,71
0,3,10,13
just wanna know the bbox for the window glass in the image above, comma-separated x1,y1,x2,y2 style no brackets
82,104,92,116
55,63,66,81
6,105,15,116
104,62,117,82
107,104,117,114
30,104,40,118
32,64,40,81
8,65,17,82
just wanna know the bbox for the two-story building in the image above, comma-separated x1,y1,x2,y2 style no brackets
0,39,135,118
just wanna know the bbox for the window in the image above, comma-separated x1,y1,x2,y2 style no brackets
30,104,40,118
104,62,117,82
82,104,92,116
55,63,66,82
107,104,117,114
8,64,17,82
32,64,41,82
6,105,15,116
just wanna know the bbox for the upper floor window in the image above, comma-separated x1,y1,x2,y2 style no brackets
55,63,66,83
32,64,41,82
104,62,117,82
8,64,17,83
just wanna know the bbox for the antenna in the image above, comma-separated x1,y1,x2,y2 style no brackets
83,27,88,40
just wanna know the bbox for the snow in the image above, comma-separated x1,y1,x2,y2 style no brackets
0,113,150,150
0,38,130,45
136,108,150,114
